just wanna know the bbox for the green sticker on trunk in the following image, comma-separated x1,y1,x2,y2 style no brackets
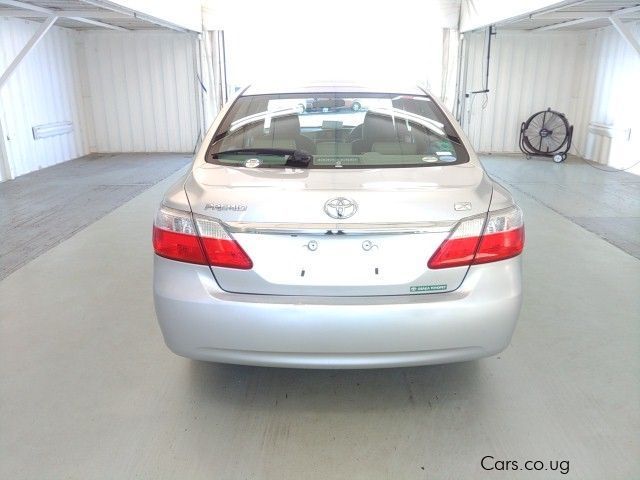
410,284,448,293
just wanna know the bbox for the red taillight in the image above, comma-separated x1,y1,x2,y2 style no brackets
153,206,252,269
427,236,482,269
473,227,524,265
199,237,253,269
153,226,208,265
428,206,524,269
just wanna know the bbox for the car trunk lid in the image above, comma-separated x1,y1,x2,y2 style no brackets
185,163,492,296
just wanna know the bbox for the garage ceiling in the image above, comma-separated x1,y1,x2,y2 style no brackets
0,0,190,31
496,0,640,31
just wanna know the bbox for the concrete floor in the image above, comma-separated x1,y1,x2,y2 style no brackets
0,153,191,279
481,154,640,259
0,155,638,479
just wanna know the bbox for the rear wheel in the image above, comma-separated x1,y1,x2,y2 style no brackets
352,101,361,112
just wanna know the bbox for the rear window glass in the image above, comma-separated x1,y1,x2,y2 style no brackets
205,92,468,169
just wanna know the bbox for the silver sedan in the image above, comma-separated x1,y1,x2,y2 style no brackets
153,83,524,368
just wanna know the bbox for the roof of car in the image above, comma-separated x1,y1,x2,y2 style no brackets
242,81,428,96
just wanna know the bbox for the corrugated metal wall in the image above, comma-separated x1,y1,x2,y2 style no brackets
461,29,589,153
462,22,640,173
81,31,201,153
580,22,640,171
0,18,89,180
0,24,202,180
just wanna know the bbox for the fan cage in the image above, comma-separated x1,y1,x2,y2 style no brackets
519,108,573,161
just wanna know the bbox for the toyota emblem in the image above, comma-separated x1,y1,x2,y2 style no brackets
324,197,357,219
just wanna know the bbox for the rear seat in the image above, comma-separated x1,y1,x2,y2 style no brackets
355,111,420,154
249,138,297,149
245,115,314,153
371,142,417,155
316,142,353,155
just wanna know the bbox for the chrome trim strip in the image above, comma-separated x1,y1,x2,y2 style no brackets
223,221,457,235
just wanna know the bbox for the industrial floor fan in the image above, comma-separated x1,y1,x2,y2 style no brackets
519,108,573,162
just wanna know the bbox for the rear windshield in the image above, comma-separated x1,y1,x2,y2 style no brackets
205,92,469,169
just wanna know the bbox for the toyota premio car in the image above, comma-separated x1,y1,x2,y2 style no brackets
153,83,524,369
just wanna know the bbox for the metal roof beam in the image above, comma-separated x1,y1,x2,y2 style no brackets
1,0,192,32
0,0,127,30
533,4,640,21
78,0,188,32
0,15,58,89
66,16,127,30
614,5,640,17
609,15,640,56
503,0,589,24
0,0,50,14
531,4,640,33
0,9,131,19
532,16,601,31
534,11,627,20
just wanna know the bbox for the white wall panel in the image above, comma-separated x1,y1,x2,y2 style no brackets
580,22,640,172
462,22,640,173
462,30,588,154
0,18,89,180
81,31,200,153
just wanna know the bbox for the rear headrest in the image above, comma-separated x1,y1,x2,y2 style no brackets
244,114,301,149
362,112,400,144
268,115,300,138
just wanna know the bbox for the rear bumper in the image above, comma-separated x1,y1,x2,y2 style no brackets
153,256,522,368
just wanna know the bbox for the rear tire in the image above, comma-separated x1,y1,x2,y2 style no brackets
352,101,361,112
